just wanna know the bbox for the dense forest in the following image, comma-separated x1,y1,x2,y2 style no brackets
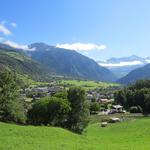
114,80,150,113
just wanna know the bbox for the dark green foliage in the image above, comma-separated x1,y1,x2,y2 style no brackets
28,96,71,126
114,89,127,107
54,91,68,99
91,98,96,102
144,93,150,113
129,79,150,90
90,102,100,113
115,80,150,113
0,70,26,123
66,86,90,133
28,87,90,133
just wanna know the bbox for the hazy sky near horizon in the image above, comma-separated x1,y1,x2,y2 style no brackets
0,0,150,60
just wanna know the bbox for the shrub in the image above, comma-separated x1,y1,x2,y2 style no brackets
90,102,100,114
54,91,68,99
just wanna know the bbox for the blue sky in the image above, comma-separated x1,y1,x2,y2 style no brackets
0,0,150,60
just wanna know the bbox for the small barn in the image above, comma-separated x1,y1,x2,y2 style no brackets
99,99,113,104
111,105,123,112
109,117,121,123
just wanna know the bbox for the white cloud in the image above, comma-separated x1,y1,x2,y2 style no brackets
0,24,11,35
2,40,35,51
99,61,144,67
145,59,150,63
56,43,107,51
10,22,17,27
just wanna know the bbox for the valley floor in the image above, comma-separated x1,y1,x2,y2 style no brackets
1,117,150,150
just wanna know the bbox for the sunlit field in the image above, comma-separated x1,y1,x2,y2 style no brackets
1,117,150,150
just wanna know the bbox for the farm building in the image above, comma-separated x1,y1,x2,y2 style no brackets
99,98,113,104
112,105,123,112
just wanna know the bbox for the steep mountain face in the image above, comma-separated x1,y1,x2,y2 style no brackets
27,43,116,82
97,55,150,78
117,64,150,84
0,44,48,80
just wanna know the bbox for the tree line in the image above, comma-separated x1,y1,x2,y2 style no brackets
114,79,150,113
0,70,89,134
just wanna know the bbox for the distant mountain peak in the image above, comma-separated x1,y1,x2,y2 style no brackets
97,55,147,68
129,55,141,59
29,43,55,51
97,55,150,79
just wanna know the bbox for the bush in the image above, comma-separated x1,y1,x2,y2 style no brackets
54,91,68,99
90,102,100,114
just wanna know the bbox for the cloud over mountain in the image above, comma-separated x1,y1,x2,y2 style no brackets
97,55,150,78
2,40,35,51
99,60,144,67
0,23,11,35
56,43,107,51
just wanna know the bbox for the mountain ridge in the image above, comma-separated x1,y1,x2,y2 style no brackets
0,42,117,82
27,42,117,82
117,63,150,84
0,43,51,81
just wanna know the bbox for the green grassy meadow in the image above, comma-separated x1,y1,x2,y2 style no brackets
1,117,150,150
59,79,119,90
17,74,49,88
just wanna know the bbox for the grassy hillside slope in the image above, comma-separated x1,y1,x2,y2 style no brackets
1,118,150,150
0,47,50,81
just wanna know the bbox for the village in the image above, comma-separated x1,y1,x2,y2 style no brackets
20,81,125,127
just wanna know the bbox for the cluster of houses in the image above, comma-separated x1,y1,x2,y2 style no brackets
21,82,125,116
87,90,125,114
87,90,114,101
21,85,64,102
